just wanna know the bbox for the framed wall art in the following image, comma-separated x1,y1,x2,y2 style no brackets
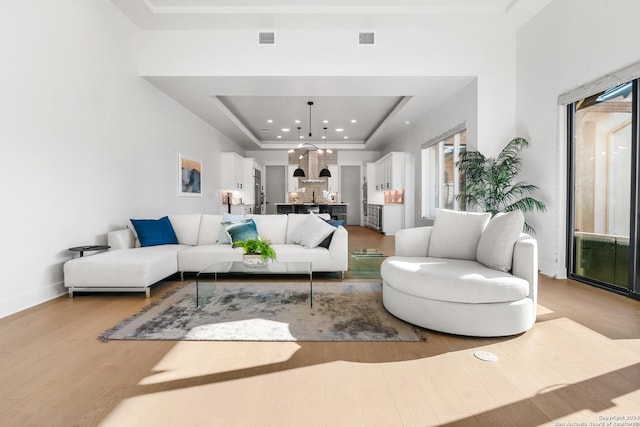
179,153,202,197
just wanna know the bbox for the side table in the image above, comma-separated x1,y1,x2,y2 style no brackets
68,245,110,257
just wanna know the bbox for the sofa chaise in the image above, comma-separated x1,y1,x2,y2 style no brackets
64,213,348,297
381,209,538,337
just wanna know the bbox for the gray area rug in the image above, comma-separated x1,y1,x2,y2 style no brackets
100,282,428,342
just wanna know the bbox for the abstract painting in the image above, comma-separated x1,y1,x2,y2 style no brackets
179,153,201,196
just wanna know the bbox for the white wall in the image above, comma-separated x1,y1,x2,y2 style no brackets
0,0,241,318
516,0,640,278
382,80,478,227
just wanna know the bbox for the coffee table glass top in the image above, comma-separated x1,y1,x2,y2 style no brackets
351,248,387,257
195,261,313,307
349,249,387,280
198,261,311,275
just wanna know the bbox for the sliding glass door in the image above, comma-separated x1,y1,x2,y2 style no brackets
568,80,639,296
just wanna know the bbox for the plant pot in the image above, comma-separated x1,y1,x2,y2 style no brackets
242,254,267,267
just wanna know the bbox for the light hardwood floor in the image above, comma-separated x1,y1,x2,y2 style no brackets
1,226,639,426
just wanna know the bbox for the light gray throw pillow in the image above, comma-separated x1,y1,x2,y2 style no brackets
476,210,524,272
290,213,336,248
428,209,491,260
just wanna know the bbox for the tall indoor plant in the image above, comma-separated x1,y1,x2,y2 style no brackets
456,137,546,234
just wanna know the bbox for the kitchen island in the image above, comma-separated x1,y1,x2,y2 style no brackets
275,203,347,222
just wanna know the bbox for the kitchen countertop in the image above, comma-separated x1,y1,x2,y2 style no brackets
275,202,349,205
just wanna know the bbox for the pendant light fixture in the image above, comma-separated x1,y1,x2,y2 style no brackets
319,127,331,177
307,101,314,137
293,126,306,177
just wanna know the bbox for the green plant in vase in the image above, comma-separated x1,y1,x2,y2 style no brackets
456,137,546,234
236,237,277,264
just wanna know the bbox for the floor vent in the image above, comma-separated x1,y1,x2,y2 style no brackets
358,32,375,45
259,32,275,45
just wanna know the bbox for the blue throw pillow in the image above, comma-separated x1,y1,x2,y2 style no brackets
130,216,179,247
218,213,247,244
223,218,259,248
318,219,344,249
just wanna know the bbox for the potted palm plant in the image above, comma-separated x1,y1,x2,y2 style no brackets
456,137,546,234
236,237,277,266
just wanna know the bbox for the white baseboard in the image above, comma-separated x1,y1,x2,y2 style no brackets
539,261,567,280
0,281,66,319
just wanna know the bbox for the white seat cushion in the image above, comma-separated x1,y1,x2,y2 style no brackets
177,244,243,272
270,244,333,270
64,245,185,288
381,256,529,304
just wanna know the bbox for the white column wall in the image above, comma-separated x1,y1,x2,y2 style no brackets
0,0,241,318
516,0,640,278
387,79,478,227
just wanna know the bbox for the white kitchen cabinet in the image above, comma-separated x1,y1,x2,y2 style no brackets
366,163,384,205
221,152,247,191
382,205,404,235
228,204,253,215
375,160,384,191
221,153,262,207
374,152,405,191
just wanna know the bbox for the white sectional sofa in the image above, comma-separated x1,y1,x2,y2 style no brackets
64,213,348,297
381,209,538,337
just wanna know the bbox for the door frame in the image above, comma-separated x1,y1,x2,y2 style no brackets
566,80,640,300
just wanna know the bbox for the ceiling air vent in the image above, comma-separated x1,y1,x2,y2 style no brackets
358,32,375,46
259,32,275,45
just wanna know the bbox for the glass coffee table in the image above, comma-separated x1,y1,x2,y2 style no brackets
350,249,387,279
195,261,313,308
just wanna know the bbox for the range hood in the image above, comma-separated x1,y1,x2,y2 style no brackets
301,151,326,183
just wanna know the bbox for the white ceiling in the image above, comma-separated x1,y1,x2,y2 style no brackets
144,76,475,151
112,0,548,151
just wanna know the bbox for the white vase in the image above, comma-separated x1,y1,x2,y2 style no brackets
242,254,266,267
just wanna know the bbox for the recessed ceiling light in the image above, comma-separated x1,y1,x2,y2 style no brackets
323,120,329,124
344,136,349,139
267,119,273,123
281,128,290,132
351,119,357,123
404,120,411,125
277,135,282,139
294,120,301,124
299,135,304,139
335,128,344,132
321,135,326,139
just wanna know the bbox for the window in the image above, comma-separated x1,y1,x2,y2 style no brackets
421,128,467,218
